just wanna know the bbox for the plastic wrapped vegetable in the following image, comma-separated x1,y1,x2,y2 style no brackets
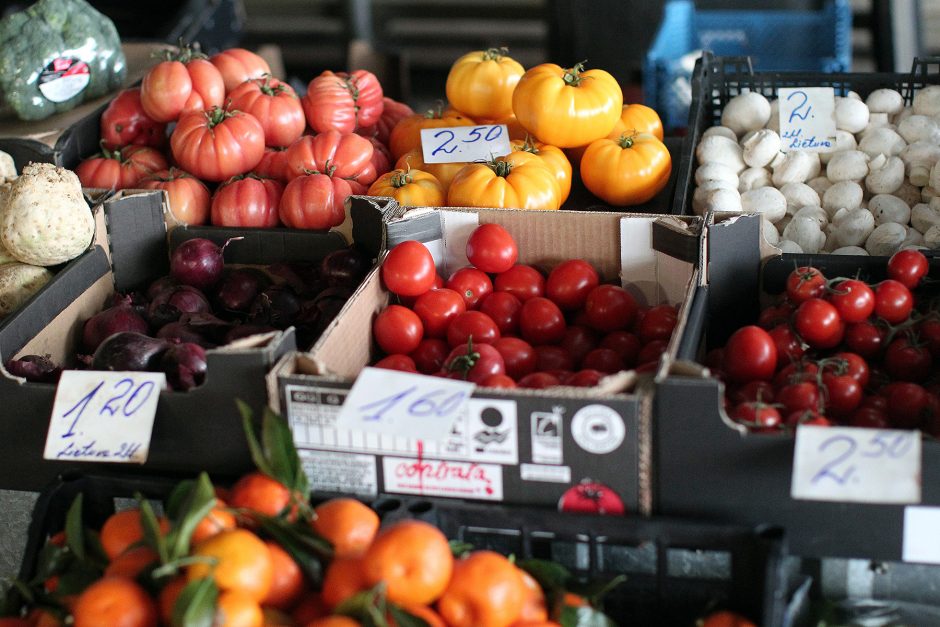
0,0,125,121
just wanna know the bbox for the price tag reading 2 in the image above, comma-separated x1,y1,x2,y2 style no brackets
420,124,511,164
335,368,476,440
791,425,921,504
778,87,837,152
43,370,165,464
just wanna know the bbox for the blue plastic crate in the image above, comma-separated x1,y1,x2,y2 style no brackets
644,0,852,130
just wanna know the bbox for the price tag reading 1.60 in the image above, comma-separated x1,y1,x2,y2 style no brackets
43,370,165,464
420,124,511,164
791,425,921,504
334,368,476,441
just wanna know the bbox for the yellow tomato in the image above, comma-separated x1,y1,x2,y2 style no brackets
580,132,671,206
389,105,476,159
620,103,663,140
395,148,467,192
446,48,525,120
512,62,623,148
447,154,560,210
367,168,445,207
510,137,572,204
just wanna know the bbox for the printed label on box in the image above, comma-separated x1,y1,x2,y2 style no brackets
383,456,503,500
299,449,378,496
570,404,626,454
520,463,571,484
457,398,518,464
531,407,564,464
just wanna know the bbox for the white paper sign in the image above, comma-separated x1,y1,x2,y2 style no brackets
903,507,940,564
335,367,475,441
778,87,837,152
421,124,511,164
791,425,921,504
44,370,165,464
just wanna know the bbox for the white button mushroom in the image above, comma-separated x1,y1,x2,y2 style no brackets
783,217,826,253
741,129,781,168
924,224,940,249
865,154,905,195
822,181,864,218
903,225,925,247
807,176,834,196
832,246,869,255
826,150,871,183
793,205,829,229
819,130,859,165
741,186,787,223
930,160,940,192
702,126,738,141
721,92,772,137
898,115,940,144
857,127,907,158
831,206,875,246
866,222,908,255
695,162,739,188
869,194,911,225
780,182,821,216
761,217,780,245
913,85,940,117
866,88,904,116
738,167,773,192
894,106,915,127
911,202,940,233
900,140,940,186
696,135,746,173
776,239,804,253
895,180,922,208
692,186,743,216
766,99,780,133
835,97,870,133
773,150,821,186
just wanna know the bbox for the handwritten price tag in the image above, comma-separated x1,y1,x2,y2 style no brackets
43,370,165,464
420,124,511,164
334,367,475,440
791,425,921,504
903,507,940,564
778,87,837,152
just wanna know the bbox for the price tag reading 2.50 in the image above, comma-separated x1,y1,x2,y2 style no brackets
335,368,476,441
43,370,165,464
420,124,511,164
791,425,921,504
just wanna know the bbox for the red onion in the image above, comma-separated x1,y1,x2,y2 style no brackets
170,237,240,290
91,332,171,372
160,342,208,391
148,285,211,329
248,286,301,329
156,321,211,346
5,355,62,383
215,268,271,312
83,300,150,353
320,248,371,288
146,275,180,302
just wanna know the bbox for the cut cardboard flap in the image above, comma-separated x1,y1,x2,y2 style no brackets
103,191,168,292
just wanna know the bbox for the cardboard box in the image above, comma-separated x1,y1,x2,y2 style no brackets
268,196,702,513
655,212,940,560
0,190,355,491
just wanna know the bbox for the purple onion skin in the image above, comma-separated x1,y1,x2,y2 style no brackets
320,249,371,288
5,355,62,383
148,285,211,329
83,304,150,353
170,238,225,290
156,321,212,347
215,268,271,313
92,332,171,372
146,275,180,302
248,286,301,329
160,342,207,391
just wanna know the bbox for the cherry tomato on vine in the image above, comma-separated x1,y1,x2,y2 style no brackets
545,259,600,311
887,249,929,290
785,266,826,304
874,279,913,324
844,321,887,359
884,336,932,382
881,382,929,429
466,224,518,274
560,325,600,367
517,372,561,389
828,279,875,323
382,240,436,297
823,352,870,388
729,381,775,405
773,362,819,391
443,341,506,383
822,373,862,416
722,326,777,383
767,324,805,362
373,306,423,355
777,382,820,415
729,402,782,431
446,267,493,309
794,298,844,349
481,374,517,388
920,317,940,359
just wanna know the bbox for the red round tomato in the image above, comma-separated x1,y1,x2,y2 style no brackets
302,70,384,134
373,305,423,355
494,265,545,302
730,402,782,431
758,302,794,330
828,279,875,323
584,285,637,333
636,304,678,344
920,317,940,359
844,320,887,359
466,224,518,274
139,167,210,225
777,381,820,415
381,240,436,297
822,374,862,416
887,249,929,290
535,345,574,372
477,291,522,335
885,336,932,382
374,354,417,372
492,337,537,379
279,172,358,230
409,338,450,374
480,374,517,388
443,341,505,383
252,146,290,182
413,288,466,338
517,372,561,389
75,144,168,189
823,352,870,387
773,362,819,391
599,330,641,368
794,298,844,349
446,267,493,309
446,310,501,347
581,348,623,373
850,406,889,429
729,380,775,405
722,326,777,383
171,107,265,182
284,132,375,182
356,97,415,145
226,76,305,148
637,340,667,367
519,297,566,345
767,324,805,362
882,382,928,429
140,54,224,122
560,325,599,367
100,87,166,149
786,410,832,428
566,369,605,387
786,266,826,304
211,175,283,227
874,279,914,323
209,48,271,92
545,259,600,311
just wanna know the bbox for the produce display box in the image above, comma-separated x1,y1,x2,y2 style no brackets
0,43,168,169
20,471,796,627
0,190,354,492
672,52,940,244
268,196,702,515
644,0,852,130
654,211,940,560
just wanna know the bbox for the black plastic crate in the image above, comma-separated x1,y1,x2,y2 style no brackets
673,52,940,223
20,472,792,627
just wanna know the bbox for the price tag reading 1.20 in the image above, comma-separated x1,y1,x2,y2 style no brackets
778,87,837,153
43,370,165,464
334,367,476,441
791,425,921,504
420,124,511,164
